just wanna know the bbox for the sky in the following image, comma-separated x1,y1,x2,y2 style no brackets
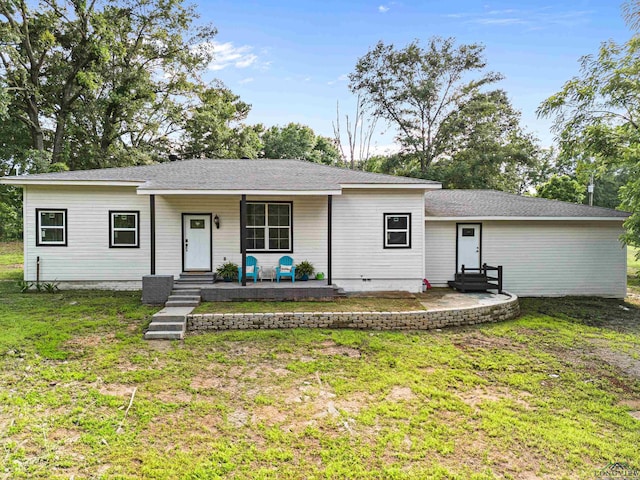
196,0,632,153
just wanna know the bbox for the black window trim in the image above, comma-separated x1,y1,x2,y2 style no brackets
383,212,412,249
240,200,294,254
109,210,140,248
36,208,68,247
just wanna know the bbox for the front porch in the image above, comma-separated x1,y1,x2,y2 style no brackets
175,278,342,302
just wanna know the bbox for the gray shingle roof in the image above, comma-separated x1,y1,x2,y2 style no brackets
424,189,630,218
5,158,438,191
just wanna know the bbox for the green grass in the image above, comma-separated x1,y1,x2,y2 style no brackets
0,241,23,280
193,298,425,314
1,243,640,478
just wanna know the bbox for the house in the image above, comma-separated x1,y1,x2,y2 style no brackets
424,189,629,297
0,158,630,298
1,159,438,294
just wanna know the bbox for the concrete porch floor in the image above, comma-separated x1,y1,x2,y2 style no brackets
415,289,512,311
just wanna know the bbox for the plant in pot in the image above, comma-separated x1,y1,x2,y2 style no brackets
216,261,238,282
295,260,314,281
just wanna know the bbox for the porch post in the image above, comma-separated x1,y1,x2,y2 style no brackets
150,194,156,275
240,194,247,286
327,195,332,285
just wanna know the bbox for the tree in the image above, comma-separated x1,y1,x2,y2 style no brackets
348,37,503,174
332,96,378,169
360,89,546,194
183,84,262,159
0,0,216,169
536,175,585,203
261,123,341,165
427,89,544,193
537,35,640,247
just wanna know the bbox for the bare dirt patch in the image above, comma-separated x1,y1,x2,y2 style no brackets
319,341,362,358
228,408,248,427
454,332,522,351
98,383,135,397
458,386,531,409
589,342,640,380
385,386,416,402
190,374,239,392
251,405,288,425
66,333,115,349
152,391,193,403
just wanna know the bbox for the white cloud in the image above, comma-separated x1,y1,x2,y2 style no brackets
378,5,389,13
238,77,254,85
444,7,593,29
327,73,349,85
196,41,259,71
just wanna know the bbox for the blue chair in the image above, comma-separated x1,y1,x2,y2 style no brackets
276,256,296,283
238,256,259,283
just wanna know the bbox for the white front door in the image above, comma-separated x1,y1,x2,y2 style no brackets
457,223,481,272
183,214,211,271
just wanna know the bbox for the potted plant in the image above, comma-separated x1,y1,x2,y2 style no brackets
295,260,314,281
216,261,238,282
315,272,325,280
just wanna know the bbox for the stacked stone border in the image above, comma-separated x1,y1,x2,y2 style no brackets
187,292,520,332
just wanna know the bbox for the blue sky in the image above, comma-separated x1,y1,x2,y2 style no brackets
198,1,631,152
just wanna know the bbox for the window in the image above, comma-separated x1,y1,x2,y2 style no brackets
461,228,475,237
246,202,292,252
384,213,411,248
109,211,140,248
36,209,67,246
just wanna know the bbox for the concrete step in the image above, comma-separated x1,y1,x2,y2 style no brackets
152,314,186,323
147,321,185,332
171,289,200,296
165,300,200,308
152,306,195,323
179,273,215,281
144,330,184,340
167,295,201,302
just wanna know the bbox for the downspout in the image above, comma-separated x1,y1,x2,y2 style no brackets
150,195,155,274
240,194,247,286
327,195,332,285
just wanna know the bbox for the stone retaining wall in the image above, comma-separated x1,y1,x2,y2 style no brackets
187,293,520,332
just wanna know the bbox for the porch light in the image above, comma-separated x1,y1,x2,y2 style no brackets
214,214,220,229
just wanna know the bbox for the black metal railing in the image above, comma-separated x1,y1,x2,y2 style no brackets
457,263,503,293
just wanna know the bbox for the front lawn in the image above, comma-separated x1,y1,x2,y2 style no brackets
1,243,640,478
0,241,23,281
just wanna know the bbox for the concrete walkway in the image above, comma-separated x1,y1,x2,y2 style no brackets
418,290,513,311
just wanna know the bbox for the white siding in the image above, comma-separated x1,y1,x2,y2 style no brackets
333,189,425,292
154,195,329,278
24,186,428,293
25,186,150,281
424,221,456,286
425,220,627,298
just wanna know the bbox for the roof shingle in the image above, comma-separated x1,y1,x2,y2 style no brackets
424,189,630,218
6,158,438,191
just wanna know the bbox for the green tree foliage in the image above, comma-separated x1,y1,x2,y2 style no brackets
349,37,503,174
536,175,585,203
537,35,640,247
261,123,341,165
184,84,262,159
0,0,216,168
